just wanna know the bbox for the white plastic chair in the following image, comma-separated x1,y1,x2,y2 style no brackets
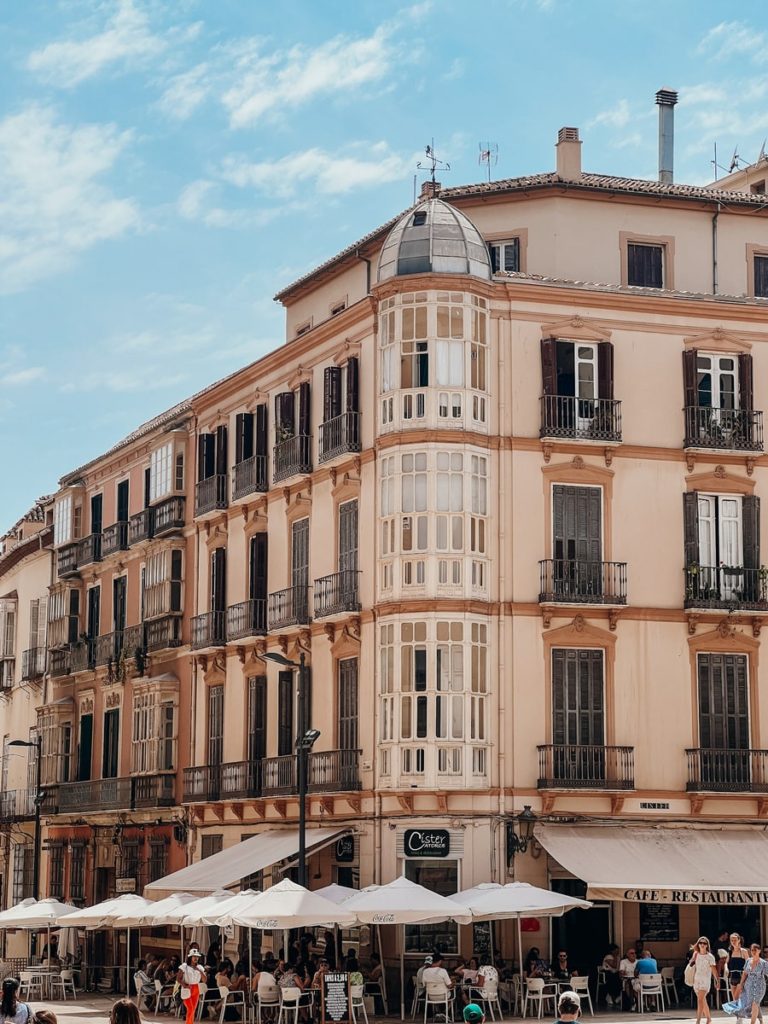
716,973,732,1009
595,968,606,1006
196,983,209,1020
277,986,306,1024
475,980,503,1021
570,976,595,1016
661,967,678,1006
424,982,452,1023
49,972,67,1001
411,976,425,1019
638,974,665,1013
18,970,43,1001
219,984,247,1023
258,986,281,1024
351,984,369,1024
155,978,176,1013
523,978,556,1019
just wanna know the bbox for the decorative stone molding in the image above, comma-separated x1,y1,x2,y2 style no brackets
686,613,700,636
746,457,756,477
541,443,553,464
603,448,614,467
105,690,121,710
331,339,362,366
573,614,585,632
287,367,312,390
683,327,751,353
571,455,585,469
539,314,612,342
608,609,620,632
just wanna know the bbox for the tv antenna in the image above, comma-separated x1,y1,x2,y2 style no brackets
758,138,767,163
479,142,498,183
417,140,450,183
711,142,739,180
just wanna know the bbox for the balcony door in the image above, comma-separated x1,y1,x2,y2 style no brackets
552,485,602,598
86,585,100,656
697,653,750,787
211,547,226,615
338,658,359,752
247,676,267,763
102,709,119,779
117,480,129,523
91,493,103,536
552,648,605,782
207,685,224,798
541,338,613,433
292,518,310,621
113,577,127,634
278,671,294,757
339,500,358,574
77,714,93,781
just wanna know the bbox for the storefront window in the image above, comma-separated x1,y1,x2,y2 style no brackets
404,859,458,953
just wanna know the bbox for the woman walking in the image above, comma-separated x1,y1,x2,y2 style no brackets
178,948,207,1024
728,933,750,1003
688,936,717,1024
724,944,768,1024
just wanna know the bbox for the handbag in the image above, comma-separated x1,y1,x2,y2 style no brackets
684,960,696,987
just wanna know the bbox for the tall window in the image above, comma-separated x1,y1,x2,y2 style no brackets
12,845,33,903
132,692,176,773
684,491,760,603
70,844,85,902
247,677,267,762
278,671,294,757
102,708,120,779
0,600,16,659
150,443,173,502
54,496,72,546
696,653,750,788
143,549,183,618
755,254,768,298
207,686,224,767
338,659,359,751
552,649,604,747
48,844,65,899
148,840,167,883
292,518,310,621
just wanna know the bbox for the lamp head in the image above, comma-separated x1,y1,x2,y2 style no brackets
263,653,298,669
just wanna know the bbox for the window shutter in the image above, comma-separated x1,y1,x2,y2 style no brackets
68,590,80,645
683,491,699,567
540,337,558,395
739,354,754,411
211,547,226,613
743,495,760,571
144,467,151,509
170,550,183,613
323,367,338,422
300,665,312,739
278,671,294,756
235,413,254,464
275,392,294,436
215,425,228,475
198,434,215,481
36,597,47,649
298,381,311,436
255,404,268,457
682,349,698,409
249,533,268,601
346,356,360,413
552,650,566,745
597,342,614,401
29,600,39,651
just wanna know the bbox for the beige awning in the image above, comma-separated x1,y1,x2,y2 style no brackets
145,827,348,899
535,824,768,904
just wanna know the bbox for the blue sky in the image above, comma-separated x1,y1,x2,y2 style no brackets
3,0,768,529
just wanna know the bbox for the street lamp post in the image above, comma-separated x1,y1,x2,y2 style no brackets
263,652,320,886
9,735,43,900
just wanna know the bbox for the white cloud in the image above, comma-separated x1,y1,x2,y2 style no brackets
697,21,768,62
0,105,139,294
587,99,632,130
443,58,465,81
1,367,46,386
156,62,211,120
177,179,287,228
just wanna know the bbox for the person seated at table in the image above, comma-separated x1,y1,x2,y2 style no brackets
457,957,480,986
364,953,385,1012
617,948,638,1010
322,931,336,970
206,942,221,969
311,959,329,990
41,935,59,962
230,961,250,993
601,945,622,1006
493,957,512,982
278,962,307,992
634,949,658,978
344,953,364,989
134,959,155,1010
476,960,498,992
145,954,160,980
553,951,574,981
524,948,549,979
422,953,454,992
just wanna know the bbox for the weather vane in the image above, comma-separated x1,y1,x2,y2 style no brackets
479,142,499,183
417,140,450,183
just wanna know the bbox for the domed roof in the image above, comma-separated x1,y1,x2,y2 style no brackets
377,198,491,283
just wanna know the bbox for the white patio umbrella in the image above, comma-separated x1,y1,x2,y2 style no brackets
65,893,154,998
0,897,80,966
0,897,37,924
224,879,356,931
193,890,262,975
451,883,504,963
114,891,201,962
344,876,473,1020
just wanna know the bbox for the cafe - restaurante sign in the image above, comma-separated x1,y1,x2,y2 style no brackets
404,829,450,858
591,887,768,905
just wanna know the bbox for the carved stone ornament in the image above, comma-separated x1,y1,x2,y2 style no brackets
687,613,699,636
297,629,312,653
752,618,763,639
686,453,696,473
717,618,736,638
105,690,121,710
604,448,614,467
572,456,585,469
278,635,289,655
80,696,95,714
324,623,336,644
573,614,585,632
541,607,553,629
714,465,727,479
746,457,756,477
608,609,619,632
542,443,553,464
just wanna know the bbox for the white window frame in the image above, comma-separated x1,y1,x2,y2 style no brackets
54,495,72,546
149,442,173,502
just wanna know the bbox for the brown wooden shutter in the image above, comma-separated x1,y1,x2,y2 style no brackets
683,491,699,567
739,353,754,411
68,589,80,645
323,366,342,421
275,392,294,436
299,665,312,739
743,494,760,570
198,434,215,481
235,413,254,464
597,342,614,400
277,671,294,756
682,349,698,409
298,381,311,436
552,649,566,745
541,337,558,395
255,404,268,457
215,425,228,475
249,532,268,601
346,356,360,413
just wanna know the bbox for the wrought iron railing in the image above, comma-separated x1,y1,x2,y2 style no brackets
268,585,311,628
182,749,361,802
195,476,227,517
539,559,627,604
684,406,763,452
191,611,226,649
21,647,46,680
145,615,182,652
537,744,635,789
273,434,312,482
684,565,768,611
686,748,768,792
232,455,268,500
70,640,95,673
55,774,175,812
56,543,79,578
313,571,360,617
76,533,102,567
94,625,145,668
319,412,361,463
128,508,154,545
132,773,175,807
154,496,186,535
49,648,71,678
226,599,267,640
101,522,129,557
540,395,622,442
0,790,36,821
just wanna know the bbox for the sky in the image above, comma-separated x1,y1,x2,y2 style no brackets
3,0,768,530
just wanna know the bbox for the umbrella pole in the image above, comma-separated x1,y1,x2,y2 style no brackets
126,926,130,999
517,917,524,1015
249,929,254,1024
400,924,405,1022
377,924,389,1014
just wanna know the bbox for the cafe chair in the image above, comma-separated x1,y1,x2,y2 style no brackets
424,981,453,1023
257,986,281,1024
351,984,369,1024
594,968,606,1006
277,986,310,1024
411,976,426,1019
660,967,678,1007
154,978,176,1014
18,971,43,1002
474,979,503,1021
196,984,209,1021
220,985,247,1023
716,974,732,1009
569,976,594,1016
523,978,556,1019
637,974,665,1014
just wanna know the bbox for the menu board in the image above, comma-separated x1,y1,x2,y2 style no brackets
473,921,493,963
322,972,351,1024
639,903,679,943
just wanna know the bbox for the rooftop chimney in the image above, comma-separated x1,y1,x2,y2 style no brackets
556,127,582,181
420,179,441,200
656,88,678,184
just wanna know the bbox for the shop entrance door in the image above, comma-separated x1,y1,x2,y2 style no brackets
699,905,761,947
551,879,610,977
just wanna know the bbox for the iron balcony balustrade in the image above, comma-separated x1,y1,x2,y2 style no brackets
76,532,102,568
93,625,145,668
191,611,226,650
313,571,361,617
154,496,186,536
145,615,183,652
232,455,269,500
0,789,36,822
0,661,12,692
129,508,154,545
56,543,80,579
273,434,312,483
686,748,768,793
268,585,311,629
70,639,96,673
540,395,622,442
54,773,176,813
101,522,129,557
319,411,361,463
195,476,228,518
684,565,768,612
182,749,361,803
49,647,71,678
684,406,764,452
21,647,46,681
226,599,267,641
537,744,635,790
539,559,628,605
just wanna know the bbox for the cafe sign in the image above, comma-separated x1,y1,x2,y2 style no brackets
404,828,450,858
589,887,768,905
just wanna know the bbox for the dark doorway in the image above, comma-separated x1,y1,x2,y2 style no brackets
551,879,610,977
699,905,761,947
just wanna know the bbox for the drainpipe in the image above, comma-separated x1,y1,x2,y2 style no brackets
712,203,721,295
356,251,372,294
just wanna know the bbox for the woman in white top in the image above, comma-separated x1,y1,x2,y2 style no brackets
177,948,207,1024
688,936,718,1024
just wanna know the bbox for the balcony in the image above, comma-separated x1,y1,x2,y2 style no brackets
268,585,311,629
539,559,627,605
76,533,102,567
273,434,312,483
182,749,361,802
56,543,80,579
0,790,36,822
21,647,46,681
319,411,361,463
195,476,227,517
232,455,268,500
226,599,267,641
686,748,768,793
684,565,768,612
0,660,12,692
94,625,145,668
540,396,622,442
313,571,360,617
49,648,71,678
191,611,226,650
132,772,175,807
101,522,128,557
70,640,95,673
154,496,186,536
129,508,154,545
145,615,182,652
684,407,763,452
537,744,635,790
55,774,175,813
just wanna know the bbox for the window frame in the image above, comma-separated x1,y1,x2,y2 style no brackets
746,244,768,298
620,231,675,290
485,228,528,275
